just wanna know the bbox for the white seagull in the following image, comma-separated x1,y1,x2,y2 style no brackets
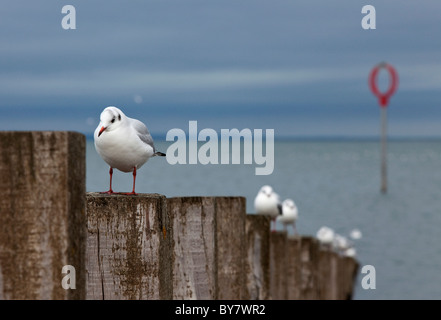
333,234,350,253
316,226,335,248
343,247,357,258
349,228,363,240
254,185,282,232
94,106,166,195
276,199,299,235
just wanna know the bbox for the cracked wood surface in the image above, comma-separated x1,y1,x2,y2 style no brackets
0,131,86,300
169,196,247,300
86,193,172,300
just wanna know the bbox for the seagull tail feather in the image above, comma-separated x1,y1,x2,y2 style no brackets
154,151,166,157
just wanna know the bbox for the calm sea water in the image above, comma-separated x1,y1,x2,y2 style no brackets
86,139,441,300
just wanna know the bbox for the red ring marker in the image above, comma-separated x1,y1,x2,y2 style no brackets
369,62,398,108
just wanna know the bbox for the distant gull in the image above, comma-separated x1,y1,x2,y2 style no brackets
276,199,299,235
254,185,282,232
333,234,350,253
343,247,357,258
94,106,166,195
316,226,335,248
349,228,363,240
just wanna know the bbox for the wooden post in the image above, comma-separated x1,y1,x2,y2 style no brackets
0,131,86,300
269,231,288,299
244,214,270,300
318,250,339,299
168,197,216,299
298,236,320,299
338,256,359,300
286,236,302,299
169,196,246,300
215,197,246,299
86,193,172,300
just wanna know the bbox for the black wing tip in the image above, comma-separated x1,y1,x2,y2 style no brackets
155,151,166,157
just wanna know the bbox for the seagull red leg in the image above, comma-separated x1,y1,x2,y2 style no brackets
100,167,115,194
271,218,276,232
122,167,138,195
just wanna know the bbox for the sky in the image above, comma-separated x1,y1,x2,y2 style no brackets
1,0,441,138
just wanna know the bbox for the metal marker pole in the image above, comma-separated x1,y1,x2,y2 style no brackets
380,107,387,193
369,62,398,194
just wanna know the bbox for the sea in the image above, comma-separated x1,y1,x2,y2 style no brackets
86,138,441,300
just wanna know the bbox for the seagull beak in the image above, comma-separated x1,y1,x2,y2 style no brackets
98,126,107,137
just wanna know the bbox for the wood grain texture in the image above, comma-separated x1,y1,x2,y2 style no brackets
86,193,172,300
0,131,86,300
269,231,288,300
286,236,301,299
169,196,246,300
318,249,339,299
169,197,216,299
215,197,246,300
338,256,359,300
244,214,270,300
298,236,320,299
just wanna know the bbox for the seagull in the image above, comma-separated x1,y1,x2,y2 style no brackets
343,247,357,258
254,185,282,232
276,199,298,235
94,106,166,195
333,234,350,254
349,228,363,240
316,226,335,248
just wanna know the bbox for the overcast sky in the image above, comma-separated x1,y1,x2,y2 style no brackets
1,0,441,138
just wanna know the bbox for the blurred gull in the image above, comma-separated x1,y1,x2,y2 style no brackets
350,228,363,240
276,199,298,235
316,226,335,248
254,185,282,232
333,234,350,253
343,247,357,258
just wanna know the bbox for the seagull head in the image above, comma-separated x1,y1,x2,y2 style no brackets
259,185,273,197
282,199,296,210
96,106,126,137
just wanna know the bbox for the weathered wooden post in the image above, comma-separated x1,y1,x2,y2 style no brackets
169,197,216,299
0,131,86,300
286,236,302,299
245,214,270,300
338,256,359,300
215,197,247,299
169,196,246,299
86,193,172,299
269,231,288,299
318,250,339,299
298,236,320,299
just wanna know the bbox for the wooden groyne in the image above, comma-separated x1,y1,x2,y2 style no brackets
0,131,359,300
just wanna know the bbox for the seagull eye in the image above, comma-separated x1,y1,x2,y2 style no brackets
118,114,121,120
111,118,115,123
